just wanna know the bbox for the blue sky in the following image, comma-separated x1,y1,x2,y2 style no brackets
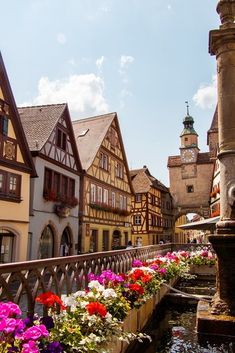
1,0,219,186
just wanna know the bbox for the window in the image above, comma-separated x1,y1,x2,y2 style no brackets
103,189,109,205
56,128,67,151
0,116,8,136
123,196,127,210
0,170,21,200
43,168,76,200
151,214,156,226
100,152,109,170
119,195,123,209
90,184,96,203
187,185,194,193
111,192,116,208
97,186,103,203
53,172,60,194
39,226,54,259
151,194,155,205
134,215,141,225
135,194,142,202
116,163,124,179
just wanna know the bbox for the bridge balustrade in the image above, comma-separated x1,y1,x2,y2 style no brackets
0,243,206,315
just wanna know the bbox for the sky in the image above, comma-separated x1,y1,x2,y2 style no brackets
1,0,219,186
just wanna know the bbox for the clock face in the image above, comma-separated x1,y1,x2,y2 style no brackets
181,149,196,163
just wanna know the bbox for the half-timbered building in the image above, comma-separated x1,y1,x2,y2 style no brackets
0,54,36,263
18,103,82,259
73,113,133,253
130,167,173,245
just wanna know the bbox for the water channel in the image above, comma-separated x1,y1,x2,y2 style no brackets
129,277,235,353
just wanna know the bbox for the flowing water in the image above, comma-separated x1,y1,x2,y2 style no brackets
130,302,235,353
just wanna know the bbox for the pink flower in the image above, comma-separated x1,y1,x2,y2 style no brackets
4,318,19,333
23,325,49,340
0,302,21,318
22,340,39,353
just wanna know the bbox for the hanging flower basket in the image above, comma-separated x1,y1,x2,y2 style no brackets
55,204,71,218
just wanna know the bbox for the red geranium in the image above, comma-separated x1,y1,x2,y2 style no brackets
130,269,145,281
141,274,152,283
36,291,66,310
128,284,144,295
86,302,107,318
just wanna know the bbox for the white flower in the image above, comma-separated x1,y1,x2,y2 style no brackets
61,295,77,308
74,290,86,298
102,288,117,298
88,280,105,292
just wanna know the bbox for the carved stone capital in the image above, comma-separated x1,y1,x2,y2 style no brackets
217,0,235,26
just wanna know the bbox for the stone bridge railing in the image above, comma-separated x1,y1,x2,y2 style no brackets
0,243,207,315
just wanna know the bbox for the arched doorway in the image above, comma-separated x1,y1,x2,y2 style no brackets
38,225,54,259
0,229,15,263
60,227,72,256
112,230,121,250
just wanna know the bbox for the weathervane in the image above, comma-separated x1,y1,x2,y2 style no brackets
185,101,190,115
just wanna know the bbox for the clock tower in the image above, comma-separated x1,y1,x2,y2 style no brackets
168,102,214,219
180,102,199,163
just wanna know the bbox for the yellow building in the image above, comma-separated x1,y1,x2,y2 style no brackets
174,214,188,243
0,54,36,262
130,167,173,246
73,113,133,253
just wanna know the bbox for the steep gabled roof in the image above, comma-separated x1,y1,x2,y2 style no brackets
0,53,36,176
18,103,82,172
130,167,169,194
73,112,134,193
72,113,116,171
18,104,67,151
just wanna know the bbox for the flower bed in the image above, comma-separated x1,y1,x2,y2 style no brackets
0,247,216,353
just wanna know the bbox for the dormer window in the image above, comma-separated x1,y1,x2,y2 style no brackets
56,128,67,151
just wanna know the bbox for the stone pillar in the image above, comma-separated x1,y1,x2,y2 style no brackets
209,0,235,315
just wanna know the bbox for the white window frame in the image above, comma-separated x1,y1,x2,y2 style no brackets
134,215,141,225
90,184,96,203
103,188,109,205
97,186,103,203
111,192,116,208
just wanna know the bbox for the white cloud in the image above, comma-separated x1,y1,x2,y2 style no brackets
57,32,67,45
193,75,217,109
96,56,105,72
120,55,135,70
21,74,109,118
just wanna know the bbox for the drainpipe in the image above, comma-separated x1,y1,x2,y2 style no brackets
209,0,235,315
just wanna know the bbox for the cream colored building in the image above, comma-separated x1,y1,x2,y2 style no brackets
73,113,133,253
0,54,36,263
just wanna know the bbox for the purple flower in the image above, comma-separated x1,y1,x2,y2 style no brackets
40,316,54,330
45,341,63,353
132,259,143,268
23,324,49,340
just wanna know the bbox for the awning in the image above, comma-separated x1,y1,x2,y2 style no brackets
176,216,220,230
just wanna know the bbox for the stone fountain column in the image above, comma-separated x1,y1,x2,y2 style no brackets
208,0,235,316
